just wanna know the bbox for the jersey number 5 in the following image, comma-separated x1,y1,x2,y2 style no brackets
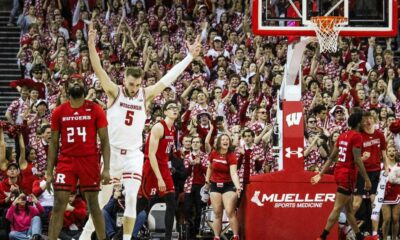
125,110,134,126
338,146,347,162
67,127,87,143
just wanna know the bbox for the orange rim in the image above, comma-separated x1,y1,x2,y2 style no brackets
310,16,348,30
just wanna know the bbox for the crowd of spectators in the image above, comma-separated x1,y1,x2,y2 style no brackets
0,0,400,239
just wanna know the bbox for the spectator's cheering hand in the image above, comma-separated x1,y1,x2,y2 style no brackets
186,35,202,58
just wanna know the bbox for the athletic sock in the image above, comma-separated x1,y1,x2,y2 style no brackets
320,229,329,239
123,234,131,240
372,231,378,236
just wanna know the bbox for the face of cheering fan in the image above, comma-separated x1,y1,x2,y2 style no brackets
387,146,396,160
219,135,231,151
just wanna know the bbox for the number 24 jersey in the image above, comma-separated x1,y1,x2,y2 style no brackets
51,100,108,157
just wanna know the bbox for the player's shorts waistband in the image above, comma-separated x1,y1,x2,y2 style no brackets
111,145,142,155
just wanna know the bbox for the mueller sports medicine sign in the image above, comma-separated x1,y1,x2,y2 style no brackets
240,101,338,240
241,179,338,240
250,191,335,208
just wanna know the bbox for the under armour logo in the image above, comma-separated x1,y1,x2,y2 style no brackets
251,191,264,206
286,112,302,127
285,147,303,158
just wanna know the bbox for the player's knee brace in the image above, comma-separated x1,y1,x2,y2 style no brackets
123,178,141,218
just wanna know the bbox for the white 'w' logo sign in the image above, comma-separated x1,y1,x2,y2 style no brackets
286,112,302,127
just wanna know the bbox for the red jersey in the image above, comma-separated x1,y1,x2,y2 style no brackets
144,120,175,169
361,130,386,172
335,130,363,171
209,150,237,183
51,100,108,157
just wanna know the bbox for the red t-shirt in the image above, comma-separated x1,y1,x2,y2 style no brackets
51,100,108,157
209,150,237,183
20,162,39,194
361,130,386,172
335,130,363,171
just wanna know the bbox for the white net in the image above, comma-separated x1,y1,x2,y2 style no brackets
309,16,348,53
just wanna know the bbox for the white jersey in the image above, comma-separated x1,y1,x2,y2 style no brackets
107,86,147,150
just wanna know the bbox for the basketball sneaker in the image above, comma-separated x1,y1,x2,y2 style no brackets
231,235,239,240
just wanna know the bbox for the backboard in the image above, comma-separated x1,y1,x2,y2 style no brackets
252,0,398,37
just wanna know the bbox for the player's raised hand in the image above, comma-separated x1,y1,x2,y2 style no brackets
88,22,97,46
186,35,202,58
101,169,111,185
311,173,321,185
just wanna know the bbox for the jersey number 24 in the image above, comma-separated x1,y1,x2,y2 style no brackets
67,127,87,143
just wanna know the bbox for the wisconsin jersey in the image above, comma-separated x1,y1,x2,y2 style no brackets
107,86,147,150
335,130,363,171
51,100,108,157
361,130,386,172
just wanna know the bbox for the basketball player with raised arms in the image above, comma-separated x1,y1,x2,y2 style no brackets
140,100,179,240
311,111,371,240
46,74,111,240
82,22,202,240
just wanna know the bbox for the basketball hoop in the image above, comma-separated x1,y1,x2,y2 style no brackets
309,16,348,53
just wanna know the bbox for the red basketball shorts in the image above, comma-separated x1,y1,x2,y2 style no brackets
141,163,174,198
53,155,101,192
334,168,356,193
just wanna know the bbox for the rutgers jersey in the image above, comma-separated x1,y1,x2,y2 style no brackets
361,130,386,172
107,86,147,150
51,100,108,157
144,120,175,169
335,130,363,171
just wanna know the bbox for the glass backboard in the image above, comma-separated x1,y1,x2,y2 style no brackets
252,0,398,37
